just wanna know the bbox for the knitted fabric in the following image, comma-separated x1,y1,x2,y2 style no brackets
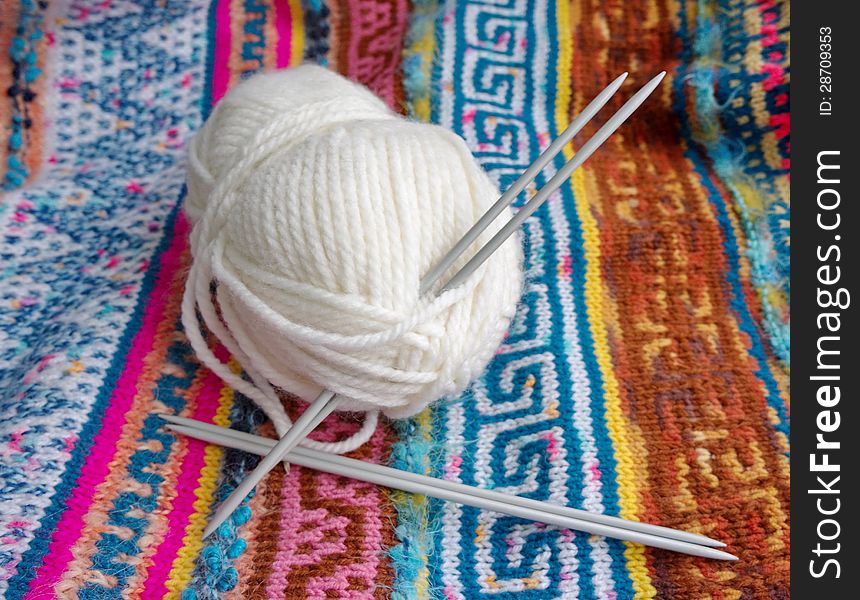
0,1,789,599
393,1,790,598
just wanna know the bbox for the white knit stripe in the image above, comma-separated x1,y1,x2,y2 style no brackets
529,1,618,596
440,400,467,600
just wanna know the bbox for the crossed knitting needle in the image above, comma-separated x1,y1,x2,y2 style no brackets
176,70,735,559
162,414,735,560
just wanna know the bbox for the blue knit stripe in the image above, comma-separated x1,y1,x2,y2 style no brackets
417,0,636,597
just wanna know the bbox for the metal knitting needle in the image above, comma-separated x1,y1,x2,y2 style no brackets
203,72,664,539
164,413,726,550
418,71,629,294
440,71,666,291
166,420,735,560
203,72,659,538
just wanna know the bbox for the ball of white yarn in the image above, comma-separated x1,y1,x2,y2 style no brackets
186,67,393,224
184,65,522,449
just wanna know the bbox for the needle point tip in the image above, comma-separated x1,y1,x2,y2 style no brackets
711,549,738,561
611,72,629,88
695,534,727,548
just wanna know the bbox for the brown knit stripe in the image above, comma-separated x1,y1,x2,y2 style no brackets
330,0,350,81
272,408,398,598
371,424,398,599
0,2,18,161
567,0,789,596
233,422,287,599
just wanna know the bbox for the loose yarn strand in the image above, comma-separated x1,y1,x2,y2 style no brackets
182,249,379,454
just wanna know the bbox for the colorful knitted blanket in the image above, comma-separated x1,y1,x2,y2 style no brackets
0,0,789,598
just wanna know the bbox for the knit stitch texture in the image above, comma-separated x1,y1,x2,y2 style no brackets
0,1,789,598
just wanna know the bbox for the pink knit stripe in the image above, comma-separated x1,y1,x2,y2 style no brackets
211,0,233,104
274,0,294,69
141,364,228,599
265,423,390,598
26,215,190,595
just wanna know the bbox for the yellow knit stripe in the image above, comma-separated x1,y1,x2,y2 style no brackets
163,383,235,598
287,0,304,66
412,406,434,600
554,0,656,596
407,1,438,122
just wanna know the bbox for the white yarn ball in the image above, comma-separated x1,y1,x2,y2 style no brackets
186,66,392,224
184,65,522,450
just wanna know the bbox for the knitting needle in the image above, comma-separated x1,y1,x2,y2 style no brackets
203,72,665,538
165,420,736,560
203,73,660,537
418,71,629,294
163,413,725,549
441,71,666,291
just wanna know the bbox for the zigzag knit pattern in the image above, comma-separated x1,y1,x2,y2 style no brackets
0,1,788,598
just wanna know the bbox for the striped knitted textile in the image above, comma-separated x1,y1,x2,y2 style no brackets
0,1,789,598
